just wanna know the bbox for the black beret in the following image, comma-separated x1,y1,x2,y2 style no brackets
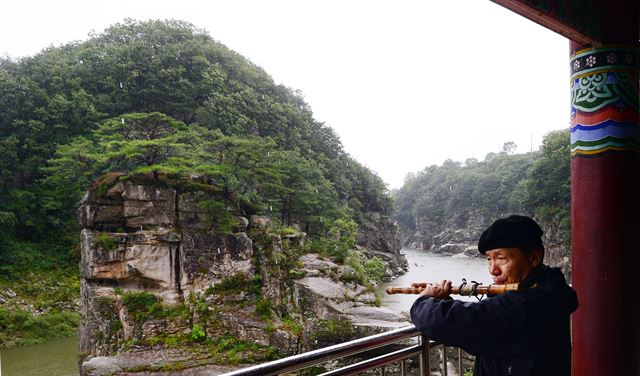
478,215,544,254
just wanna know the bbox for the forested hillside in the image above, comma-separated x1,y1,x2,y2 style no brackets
0,19,391,347
393,131,571,276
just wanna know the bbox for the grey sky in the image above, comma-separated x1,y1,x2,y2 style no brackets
0,0,570,188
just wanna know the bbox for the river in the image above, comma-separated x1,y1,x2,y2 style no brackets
0,335,78,376
0,248,488,375
379,248,490,313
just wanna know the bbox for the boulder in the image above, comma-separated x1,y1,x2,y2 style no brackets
436,243,469,255
249,215,271,229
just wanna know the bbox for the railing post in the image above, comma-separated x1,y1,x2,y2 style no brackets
442,346,448,376
400,359,407,376
420,335,430,376
458,348,463,376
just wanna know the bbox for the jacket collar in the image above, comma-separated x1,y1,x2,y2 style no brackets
521,263,548,288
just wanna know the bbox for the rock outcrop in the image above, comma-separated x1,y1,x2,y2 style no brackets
404,210,486,257
78,175,408,375
357,211,408,280
295,254,404,329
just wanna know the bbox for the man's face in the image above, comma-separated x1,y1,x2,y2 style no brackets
485,247,540,284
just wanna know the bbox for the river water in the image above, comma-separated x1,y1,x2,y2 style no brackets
0,335,78,376
379,248,490,313
0,248,487,375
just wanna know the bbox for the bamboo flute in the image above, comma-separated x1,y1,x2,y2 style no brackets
385,282,521,296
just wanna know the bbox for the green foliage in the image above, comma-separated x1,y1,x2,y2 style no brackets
342,251,385,286
127,332,279,369
0,238,78,281
287,269,306,279
197,199,237,235
248,275,263,296
363,257,385,284
0,211,16,229
208,335,280,363
0,260,80,348
122,291,160,322
190,324,207,342
0,308,80,347
281,316,303,337
95,233,116,250
524,130,571,251
164,335,179,348
279,226,297,236
394,151,537,239
307,211,358,263
394,131,571,257
96,112,190,174
0,19,395,346
188,127,283,204
311,319,354,344
524,130,570,210
0,18,391,245
255,299,274,320
210,273,252,295
329,218,358,260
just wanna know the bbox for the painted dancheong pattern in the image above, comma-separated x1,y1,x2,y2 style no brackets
570,46,640,156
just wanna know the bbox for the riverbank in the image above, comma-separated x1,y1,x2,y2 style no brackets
0,265,80,349
0,265,80,375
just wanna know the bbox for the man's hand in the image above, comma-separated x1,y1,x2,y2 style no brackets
419,279,452,299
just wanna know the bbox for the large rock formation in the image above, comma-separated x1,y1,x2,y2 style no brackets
78,175,407,375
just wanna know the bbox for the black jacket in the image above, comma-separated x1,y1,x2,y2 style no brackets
410,265,578,376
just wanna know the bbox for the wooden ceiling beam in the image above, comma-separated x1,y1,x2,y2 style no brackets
491,0,594,44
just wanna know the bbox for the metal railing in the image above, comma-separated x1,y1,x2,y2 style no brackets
220,325,471,376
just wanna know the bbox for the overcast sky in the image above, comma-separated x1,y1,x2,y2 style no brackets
0,0,570,189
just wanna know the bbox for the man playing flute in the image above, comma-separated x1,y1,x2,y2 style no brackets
410,215,578,376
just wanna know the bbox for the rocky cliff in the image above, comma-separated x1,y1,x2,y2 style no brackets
77,174,407,375
357,211,408,280
403,209,486,257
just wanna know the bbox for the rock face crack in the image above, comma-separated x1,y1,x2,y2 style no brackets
174,190,183,299
174,244,182,298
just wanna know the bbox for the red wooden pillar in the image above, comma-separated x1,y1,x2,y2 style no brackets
570,8,639,374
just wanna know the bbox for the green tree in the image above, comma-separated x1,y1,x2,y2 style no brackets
524,129,571,248
501,141,517,155
40,137,103,227
188,126,282,205
97,112,190,177
525,130,570,211
0,211,16,259
272,151,339,234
